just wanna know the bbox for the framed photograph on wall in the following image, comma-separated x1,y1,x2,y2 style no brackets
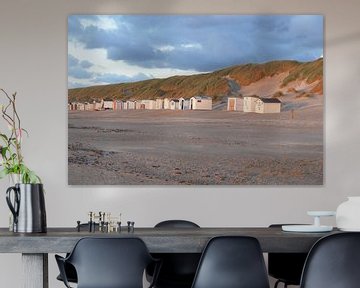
68,15,323,185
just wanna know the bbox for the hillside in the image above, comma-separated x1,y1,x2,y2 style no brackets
68,58,323,103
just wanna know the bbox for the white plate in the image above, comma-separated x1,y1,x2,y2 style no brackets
282,225,333,232
307,211,336,217
338,227,360,232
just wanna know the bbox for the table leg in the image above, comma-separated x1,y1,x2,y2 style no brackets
22,253,48,288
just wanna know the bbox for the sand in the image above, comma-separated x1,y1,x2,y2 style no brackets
239,72,321,98
68,107,323,185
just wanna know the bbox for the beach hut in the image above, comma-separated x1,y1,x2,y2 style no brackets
155,98,164,109
149,100,156,110
94,101,103,111
170,99,180,110
255,98,281,113
76,102,85,111
179,97,190,110
84,102,95,111
227,97,243,112
135,101,143,110
126,100,136,110
114,100,124,110
122,101,128,110
243,95,259,112
189,96,212,110
140,100,156,110
68,103,77,111
137,100,145,110
103,99,114,110
164,98,171,109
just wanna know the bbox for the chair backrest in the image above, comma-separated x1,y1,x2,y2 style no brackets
300,232,360,288
152,220,201,286
191,236,270,288
155,220,200,228
67,237,154,288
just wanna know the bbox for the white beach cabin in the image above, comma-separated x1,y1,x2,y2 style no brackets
139,100,156,110
135,101,142,110
103,99,114,110
114,100,124,110
243,95,259,112
170,99,180,110
68,102,78,111
84,102,95,111
179,97,190,110
189,96,212,110
164,98,171,109
76,102,85,111
94,100,103,111
126,100,136,110
227,97,243,111
255,98,281,113
156,98,164,109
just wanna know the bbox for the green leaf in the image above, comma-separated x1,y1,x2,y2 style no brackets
10,153,18,162
18,164,41,184
21,128,29,137
0,168,9,179
28,170,41,184
1,146,8,158
0,133,8,141
11,165,20,174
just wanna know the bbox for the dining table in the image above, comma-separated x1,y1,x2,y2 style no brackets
0,226,339,288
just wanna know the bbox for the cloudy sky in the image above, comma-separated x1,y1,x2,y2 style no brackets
68,15,323,88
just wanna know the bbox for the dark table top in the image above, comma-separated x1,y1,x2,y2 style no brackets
0,227,339,253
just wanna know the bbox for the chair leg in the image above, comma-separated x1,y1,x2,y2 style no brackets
274,280,290,288
274,280,281,288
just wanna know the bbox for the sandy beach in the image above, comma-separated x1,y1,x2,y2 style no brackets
68,107,323,185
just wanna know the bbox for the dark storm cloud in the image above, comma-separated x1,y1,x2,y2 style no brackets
68,81,90,89
68,54,94,79
68,15,323,72
67,53,150,87
68,66,94,79
68,54,79,67
80,60,93,69
68,72,150,88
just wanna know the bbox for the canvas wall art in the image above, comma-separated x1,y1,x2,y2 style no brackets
68,15,324,185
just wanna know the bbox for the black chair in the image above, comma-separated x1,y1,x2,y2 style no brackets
191,236,270,288
300,232,360,288
154,220,200,229
56,223,99,284
55,237,160,288
268,224,308,288
147,220,201,288
56,262,77,284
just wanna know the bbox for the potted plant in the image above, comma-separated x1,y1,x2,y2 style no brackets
0,89,41,183
0,88,46,233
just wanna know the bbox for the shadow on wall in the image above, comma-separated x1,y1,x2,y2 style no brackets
325,28,360,198
327,31,360,46
90,0,182,13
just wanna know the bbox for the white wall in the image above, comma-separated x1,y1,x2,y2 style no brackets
1,0,360,287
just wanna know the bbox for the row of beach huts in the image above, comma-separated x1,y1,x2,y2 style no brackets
68,95,281,113
68,96,212,111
